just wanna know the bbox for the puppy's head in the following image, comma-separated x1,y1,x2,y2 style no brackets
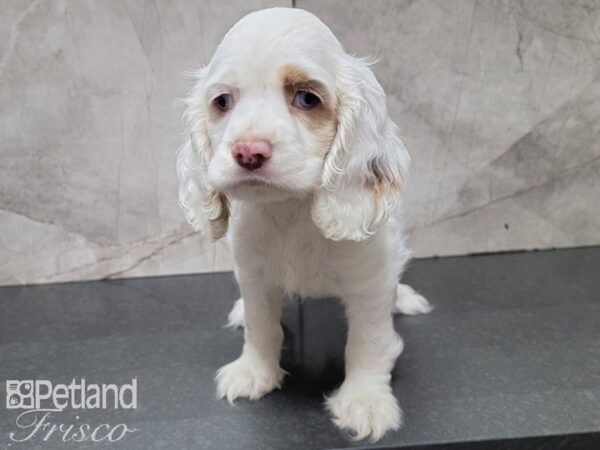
177,8,410,241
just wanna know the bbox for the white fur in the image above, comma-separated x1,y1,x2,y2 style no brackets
226,297,245,328
216,345,287,403
177,7,431,441
393,284,433,315
229,284,432,329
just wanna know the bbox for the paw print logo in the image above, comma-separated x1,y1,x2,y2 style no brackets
5,380,34,409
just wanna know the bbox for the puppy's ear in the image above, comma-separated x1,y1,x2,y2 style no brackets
176,68,229,240
311,57,410,241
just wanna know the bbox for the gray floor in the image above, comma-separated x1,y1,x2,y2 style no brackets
1,247,599,449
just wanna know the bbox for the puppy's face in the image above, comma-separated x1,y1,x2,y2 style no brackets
179,8,410,241
199,16,339,203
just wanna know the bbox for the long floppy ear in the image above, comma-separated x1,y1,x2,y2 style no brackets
311,57,410,241
176,68,229,240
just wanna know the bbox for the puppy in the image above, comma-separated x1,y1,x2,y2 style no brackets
177,7,432,441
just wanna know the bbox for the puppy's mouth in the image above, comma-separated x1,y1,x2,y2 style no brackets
239,178,272,187
228,171,285,190
223,170,308,202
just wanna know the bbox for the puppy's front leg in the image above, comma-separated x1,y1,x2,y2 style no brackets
216,279,285,403
327,289,404,441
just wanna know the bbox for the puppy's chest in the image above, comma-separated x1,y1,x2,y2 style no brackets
265,224,333,296
236,210,336,296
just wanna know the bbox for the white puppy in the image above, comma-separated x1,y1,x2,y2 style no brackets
177,7,431,441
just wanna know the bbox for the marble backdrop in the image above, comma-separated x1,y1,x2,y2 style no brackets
298,0,600,256
1,0,599,285
0,0,285,285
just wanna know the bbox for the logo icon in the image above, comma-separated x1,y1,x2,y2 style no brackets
5,380,34,409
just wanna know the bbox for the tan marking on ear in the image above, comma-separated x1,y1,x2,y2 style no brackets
366,159,402,190
365,159,402,212
208,192,230,240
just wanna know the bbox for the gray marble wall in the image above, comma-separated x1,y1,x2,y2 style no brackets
1,0,599,285
298,0,600,256
0,0,285,285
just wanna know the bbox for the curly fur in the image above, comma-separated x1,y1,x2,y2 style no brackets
176,7,431,442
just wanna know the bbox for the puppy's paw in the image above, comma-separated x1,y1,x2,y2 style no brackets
216,355,285,403
226,297,245,328
393,283,433,315
326,380,402,442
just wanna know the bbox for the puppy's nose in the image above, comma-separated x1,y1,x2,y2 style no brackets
232,139,272,171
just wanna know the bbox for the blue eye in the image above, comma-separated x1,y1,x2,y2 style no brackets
293,90,321,110
214,93,234,112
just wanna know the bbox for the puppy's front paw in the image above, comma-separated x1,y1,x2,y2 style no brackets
216,355,285,403
326,380,402,442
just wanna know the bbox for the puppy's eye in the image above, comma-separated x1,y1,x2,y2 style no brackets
214,93,234,112
293,91,320,110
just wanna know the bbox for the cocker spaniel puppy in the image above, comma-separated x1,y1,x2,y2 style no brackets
177,7,431,441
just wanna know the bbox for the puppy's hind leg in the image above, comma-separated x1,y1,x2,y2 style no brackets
226,297,245,328
393,284,432,315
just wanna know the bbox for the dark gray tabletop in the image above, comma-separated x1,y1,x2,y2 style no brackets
1,247,599,449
